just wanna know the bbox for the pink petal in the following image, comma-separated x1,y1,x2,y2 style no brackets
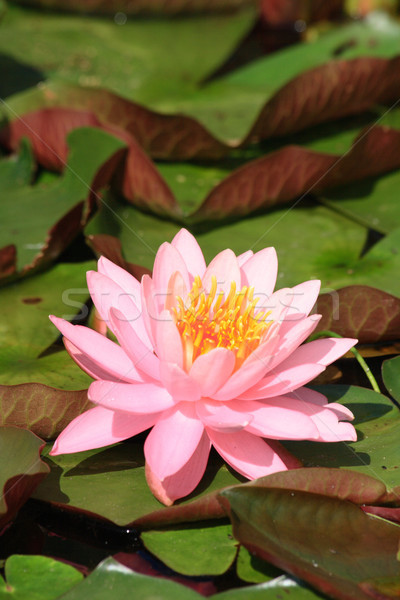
155,312,183,368
243,398,320,440
109,308,160,380
164,271,187,313
145,431,210,505
283,391,357,442
152,242,190,296
237,250,253,267
171,229,206,280
50,406,158,455
144,403,205,479
202,249,241,297
325,403,355,421
288,388,355,421
196,399,253,433
88,380,174,414
240,247,278,300
284,280,321,320
260,287,295,324
97,256,141,308
240,363,325,399
49,316,146,383
266,315,321,373
189,348,236,397
212,333,279,401
284,337,357,367
87,270,150,345
286,386,327,406
141,274,158,347
242,337,357,400
64,339,123,382
159,362,201,401
207,428,290,479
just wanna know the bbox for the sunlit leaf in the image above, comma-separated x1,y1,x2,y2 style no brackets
0,555,83,600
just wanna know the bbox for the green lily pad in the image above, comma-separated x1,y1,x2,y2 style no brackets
0,555,83,600
33,442,242,526
214,577,327,599
141,523,237,576
0,261,94,389
87,197,367,291
284,385,400,491
59,557,202,600
0,427,49,529
382,355,400,404
0,3,256,105
0,127,125,277
322,167,400,235
235,546,283,584
0,138,33,190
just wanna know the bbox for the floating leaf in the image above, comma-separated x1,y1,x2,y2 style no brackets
33,443,242,526
382,355,400,404
0,555,83,600
0,427,49,530
10,0,257,13
141,523,237,576
2,14,400,156
0,384,91,440
284,385,400,492
315,286,400,343
219,485,400,600
0,4,255,106
0,127,126,280
58,557,202,600
0,261,93,389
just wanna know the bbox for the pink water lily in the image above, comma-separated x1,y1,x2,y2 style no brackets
50,229,357,505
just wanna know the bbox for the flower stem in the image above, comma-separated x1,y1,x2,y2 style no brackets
309,330,381,394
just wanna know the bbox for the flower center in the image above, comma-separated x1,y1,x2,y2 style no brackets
172,275,272,371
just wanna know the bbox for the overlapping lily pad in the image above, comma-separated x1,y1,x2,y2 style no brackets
0,427,49,530
0,554,83,599
219,484,400,600
0,262,94,437
0,127,125,280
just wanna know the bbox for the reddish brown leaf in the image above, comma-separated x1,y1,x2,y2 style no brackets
1,107,180,216
0,383,92,440
314,286,400,344
194,124,400,219
219,485,400,600
133,467,390,529
0,108,102,171
3,55,398,162
245,56,400,144
261,0,344,24
12,0,257,14
87,234,151,280
362,505,400,524
0,244,17,278
192,145,336,219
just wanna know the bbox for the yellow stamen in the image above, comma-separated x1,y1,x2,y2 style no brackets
172,275,272,371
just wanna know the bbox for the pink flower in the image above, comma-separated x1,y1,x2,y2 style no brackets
50,229,357,505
